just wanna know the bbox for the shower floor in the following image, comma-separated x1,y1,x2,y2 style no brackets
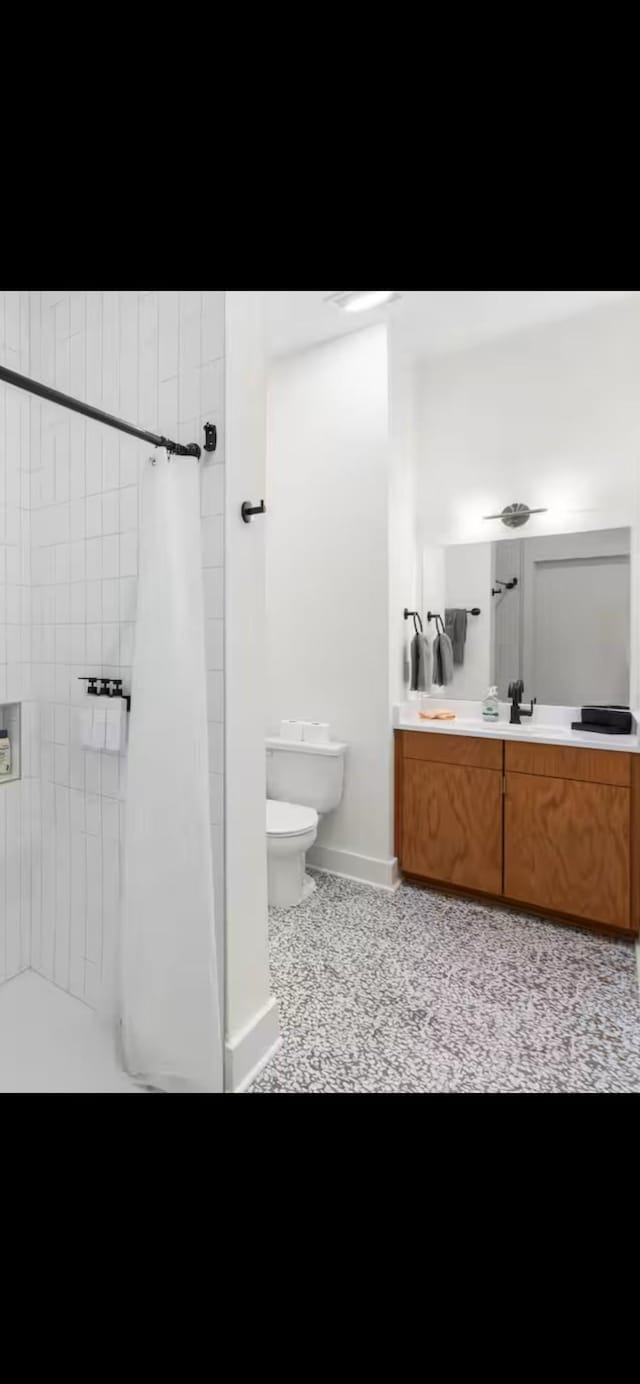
0,972,142,1093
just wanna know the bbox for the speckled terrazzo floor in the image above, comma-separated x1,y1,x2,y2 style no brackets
250,871,640,1093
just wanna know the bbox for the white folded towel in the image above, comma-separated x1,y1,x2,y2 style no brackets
81,707,94,749
105,698,125,753
92,702,107,750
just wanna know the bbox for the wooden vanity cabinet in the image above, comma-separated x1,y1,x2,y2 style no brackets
503,742,631,931
395,732,503,896
395,730,638,935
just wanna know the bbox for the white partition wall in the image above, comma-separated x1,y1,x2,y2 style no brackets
0,292,33,986
266,325,396,888
224,290,280,1092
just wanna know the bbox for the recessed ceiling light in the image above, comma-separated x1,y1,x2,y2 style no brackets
325,291,402,314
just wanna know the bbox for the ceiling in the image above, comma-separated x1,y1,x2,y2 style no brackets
264,290,637,362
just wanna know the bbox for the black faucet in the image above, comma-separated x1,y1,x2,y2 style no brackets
508,679,537,725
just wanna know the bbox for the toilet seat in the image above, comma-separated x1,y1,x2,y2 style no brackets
266,800,318,839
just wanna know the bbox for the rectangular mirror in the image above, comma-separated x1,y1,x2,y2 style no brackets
436,527,631,707
495,527,630,705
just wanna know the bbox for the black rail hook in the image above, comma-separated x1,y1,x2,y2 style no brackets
241,500,266,524
403,608,423,635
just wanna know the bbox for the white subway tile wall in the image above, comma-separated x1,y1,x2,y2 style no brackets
0,292,32,982
1,290,225,1008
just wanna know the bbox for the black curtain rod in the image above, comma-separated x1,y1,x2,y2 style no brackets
0,364,216,459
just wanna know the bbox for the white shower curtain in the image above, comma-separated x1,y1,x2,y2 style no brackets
120,454,222,1093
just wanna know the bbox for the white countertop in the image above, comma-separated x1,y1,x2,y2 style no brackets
393,699,640,753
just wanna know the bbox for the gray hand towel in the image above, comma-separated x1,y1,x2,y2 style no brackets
418,633,432,691
410,633,420,691
445,608,468,666
410,633,432,692
433,632,454,686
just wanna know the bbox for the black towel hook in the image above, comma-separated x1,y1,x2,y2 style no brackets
403,608,423,635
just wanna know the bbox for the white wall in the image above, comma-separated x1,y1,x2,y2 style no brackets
418,542,492,700
224,291,279,1090
415,297,640,550
0,292,32,984
266,326,396,884
27,291,226,1011
388,335,418,707
414,297,640,706
442,544,492,698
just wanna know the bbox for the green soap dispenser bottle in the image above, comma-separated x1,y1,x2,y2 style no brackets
482,686,500,721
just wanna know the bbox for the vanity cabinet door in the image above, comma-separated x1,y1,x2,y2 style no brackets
401,758,503,895
504,771,631,930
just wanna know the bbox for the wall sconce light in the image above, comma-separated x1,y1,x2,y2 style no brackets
483,502,548,529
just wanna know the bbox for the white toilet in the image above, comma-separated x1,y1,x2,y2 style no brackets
266,736,347,909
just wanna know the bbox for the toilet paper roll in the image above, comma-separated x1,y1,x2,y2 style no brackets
280,719,304,742
302,721,330,745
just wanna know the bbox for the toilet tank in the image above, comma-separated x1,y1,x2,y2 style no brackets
266,737,347,814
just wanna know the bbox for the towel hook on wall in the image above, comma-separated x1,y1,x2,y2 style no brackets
241,500,267,524
403,608,423,635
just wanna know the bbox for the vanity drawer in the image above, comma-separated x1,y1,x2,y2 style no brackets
399,730,502,771
505,741,631,788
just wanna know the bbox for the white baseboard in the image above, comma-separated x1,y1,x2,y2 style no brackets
225,995,282,1093
307,844,401,891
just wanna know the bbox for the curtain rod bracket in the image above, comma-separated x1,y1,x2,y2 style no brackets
163,438,202,459
203,422,217,453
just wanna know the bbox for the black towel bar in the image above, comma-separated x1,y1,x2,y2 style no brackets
427,608,481,621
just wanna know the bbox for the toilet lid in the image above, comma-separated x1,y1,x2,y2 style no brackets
266,800,318,838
